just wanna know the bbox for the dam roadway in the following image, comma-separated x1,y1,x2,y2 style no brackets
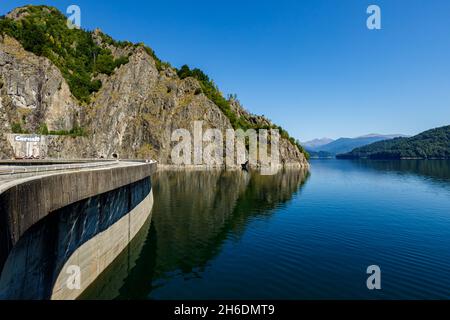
0,160,149,191
0,159,157,299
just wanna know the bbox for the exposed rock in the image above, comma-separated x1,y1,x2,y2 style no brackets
0,35,81,133
229,98,308,168
0,130,13,159
229,98,273,128
0,7,308,169
5,7,31,21
92,28,134,59
83,45,233,164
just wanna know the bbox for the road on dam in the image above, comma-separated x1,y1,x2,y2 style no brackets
0,160,155,194
0,159,157,299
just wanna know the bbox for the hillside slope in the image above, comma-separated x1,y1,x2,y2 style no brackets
308,135,405,155
337,126,450,159
0,5,308,167
302,138,334,150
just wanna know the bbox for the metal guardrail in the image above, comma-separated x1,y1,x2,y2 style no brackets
0,160,157,198
0,161,117,176
0,160,157,176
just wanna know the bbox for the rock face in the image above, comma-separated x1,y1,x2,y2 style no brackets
0,35,81,134
86,46,232,164
228,98,307,167
0,7,309,169
0,135,13,159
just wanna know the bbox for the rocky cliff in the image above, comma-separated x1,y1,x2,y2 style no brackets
0,5,309,169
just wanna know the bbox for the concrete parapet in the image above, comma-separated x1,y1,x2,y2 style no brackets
0,161,157,273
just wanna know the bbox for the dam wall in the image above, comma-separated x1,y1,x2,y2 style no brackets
0,160,156,299
0,162,156,246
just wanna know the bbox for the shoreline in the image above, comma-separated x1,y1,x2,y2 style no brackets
335,157,450,160
157,162,310,172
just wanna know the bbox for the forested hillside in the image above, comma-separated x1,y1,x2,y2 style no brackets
337,126,450,159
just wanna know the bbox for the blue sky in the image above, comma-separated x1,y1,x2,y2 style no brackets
2,0,449,141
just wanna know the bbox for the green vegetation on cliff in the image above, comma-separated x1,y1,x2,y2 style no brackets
97,30,170,72
0,5,129,102
337,125,450,159
177,65,308,157
0,5,307,158
12,121,86,137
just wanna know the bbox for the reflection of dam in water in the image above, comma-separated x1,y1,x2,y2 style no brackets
0,160,156,299
81,169,309,299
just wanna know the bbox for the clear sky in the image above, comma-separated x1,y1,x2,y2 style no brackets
2,0,449,141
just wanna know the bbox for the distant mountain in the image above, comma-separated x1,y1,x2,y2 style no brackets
302,138,334,150
357,133,407,139
306,134,406,156
337,126,450,159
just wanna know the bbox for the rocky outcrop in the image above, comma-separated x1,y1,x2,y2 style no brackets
0,6,308,168
0,35,81,133
0,135,13,159
228,98,308,167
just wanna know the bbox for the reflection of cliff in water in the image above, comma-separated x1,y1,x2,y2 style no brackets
81,169,309,299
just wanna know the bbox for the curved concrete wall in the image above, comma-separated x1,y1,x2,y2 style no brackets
0,162,156,267
0,161,156,298
0,175,154,299
52,191,153,300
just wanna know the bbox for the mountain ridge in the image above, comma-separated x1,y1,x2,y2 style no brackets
304,134,406,156
356,133,408,139
337,125,450,159
302,138,334,150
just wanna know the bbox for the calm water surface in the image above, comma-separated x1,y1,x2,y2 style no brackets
82,160,450,299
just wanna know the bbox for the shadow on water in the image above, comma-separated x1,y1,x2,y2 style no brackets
80,169,309,299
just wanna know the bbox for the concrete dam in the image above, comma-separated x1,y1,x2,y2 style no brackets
0,159,157,299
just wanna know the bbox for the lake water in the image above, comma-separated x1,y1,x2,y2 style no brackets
81,160,450,300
